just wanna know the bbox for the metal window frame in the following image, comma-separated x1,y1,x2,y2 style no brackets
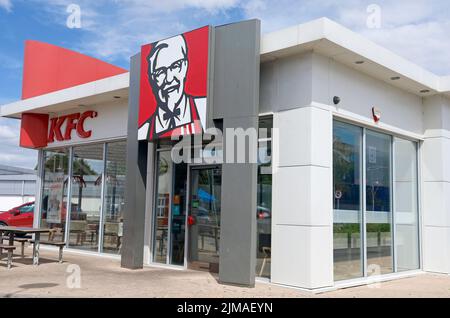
361,127,368,277
64,147,74,245
417,141,423,271
35,149,45,229
98,143,108,253
391,135,396,273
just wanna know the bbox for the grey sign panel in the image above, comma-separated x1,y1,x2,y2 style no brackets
212,20,261,120
213,19,261,287
122,53,148,269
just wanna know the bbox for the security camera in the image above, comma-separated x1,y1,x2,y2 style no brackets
333,96,341,105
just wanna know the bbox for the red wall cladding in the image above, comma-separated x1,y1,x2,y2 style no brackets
21,40,127,99
20,113,49,149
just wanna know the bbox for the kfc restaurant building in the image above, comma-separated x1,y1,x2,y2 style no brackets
2,18,450,291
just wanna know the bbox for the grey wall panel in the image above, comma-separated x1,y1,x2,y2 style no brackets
220,116,258,286
122,53,148,269
0,181,23,196
213,20,260,287
259,52,313,113
213,20,261,120
23,181,36,196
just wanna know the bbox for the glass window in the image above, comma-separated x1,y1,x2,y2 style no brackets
41,149,69,242
256,116,272,278
394,138,420,271
170,163,188,265
333,121,420,281
102,141,126,254
188,166,222,272
19,203,34,213
365,130,393,275
153,151,172,263
333,121,363,281
69,144,104,252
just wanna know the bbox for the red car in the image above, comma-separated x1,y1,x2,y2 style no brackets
0,202,35,228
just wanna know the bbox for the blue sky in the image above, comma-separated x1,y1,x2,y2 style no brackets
1,0,450,168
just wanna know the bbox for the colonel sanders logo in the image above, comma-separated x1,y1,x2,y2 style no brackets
138,27,210,141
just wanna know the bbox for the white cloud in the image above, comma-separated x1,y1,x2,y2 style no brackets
119,0,239,13
0,0,12,12
18,1,450,75
243,0,450,75
0,125,16,139
0,118,37,169
31,0,240,63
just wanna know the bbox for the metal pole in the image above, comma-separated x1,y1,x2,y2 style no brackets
64,147,74,246
98,143,108,253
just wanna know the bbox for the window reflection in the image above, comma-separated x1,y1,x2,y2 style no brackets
333,121,419,281
394,138,420,271
170,163,188,265
102,141,127,254
41,149,69,242
69,145,103,252
333,122,363,281
365,130,393,275
153,151,172,263
256,116,272,278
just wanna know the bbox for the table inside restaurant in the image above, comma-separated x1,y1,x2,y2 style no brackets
0,226,51,265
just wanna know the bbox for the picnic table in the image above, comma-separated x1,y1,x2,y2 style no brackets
0,226,51,265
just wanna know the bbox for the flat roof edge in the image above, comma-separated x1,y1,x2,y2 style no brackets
0,72,130,118
261,17,448,94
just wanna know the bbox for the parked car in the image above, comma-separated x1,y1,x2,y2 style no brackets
0,201,71,229
257,206,271,219
0,201,35,228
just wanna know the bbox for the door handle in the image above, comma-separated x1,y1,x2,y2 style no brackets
188,215,196,226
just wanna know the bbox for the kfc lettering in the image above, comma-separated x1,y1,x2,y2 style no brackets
48,111,98,143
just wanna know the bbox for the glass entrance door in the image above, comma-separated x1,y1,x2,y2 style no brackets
188,166,222,273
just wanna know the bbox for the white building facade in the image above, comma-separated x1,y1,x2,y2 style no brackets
1,18,450,291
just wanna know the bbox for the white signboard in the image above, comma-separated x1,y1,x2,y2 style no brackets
368,146,377,164
47,172,64,224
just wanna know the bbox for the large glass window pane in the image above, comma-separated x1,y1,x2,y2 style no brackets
188,167,222,272
41,149,69,242
170,163,188,265
153,151,172,263
102,141,126,254
256,116,272,278
333,121,363,280
394,138,420,271
365,130,393,275
69,145,104,252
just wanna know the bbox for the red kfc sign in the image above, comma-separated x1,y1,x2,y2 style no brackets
48,111,98,143
138,26,211,141
20,110,98,149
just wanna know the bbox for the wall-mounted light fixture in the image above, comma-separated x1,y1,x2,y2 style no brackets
372,107,381,123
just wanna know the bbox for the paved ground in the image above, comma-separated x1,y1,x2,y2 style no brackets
0,247,449,298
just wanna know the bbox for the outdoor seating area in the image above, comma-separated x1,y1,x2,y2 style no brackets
0,226,66,269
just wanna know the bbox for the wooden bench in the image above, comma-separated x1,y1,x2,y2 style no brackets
14,237,29,258
30,241,66,263
1,236,31,258
0,245,16,269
